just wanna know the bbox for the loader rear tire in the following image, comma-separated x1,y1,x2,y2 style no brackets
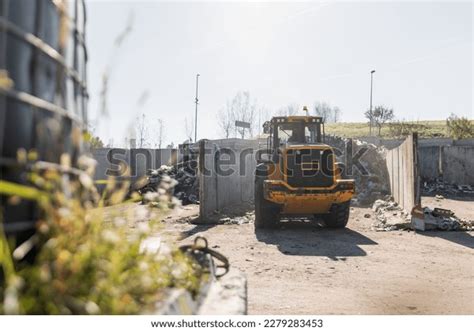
324,201,350,229
254,175,279,230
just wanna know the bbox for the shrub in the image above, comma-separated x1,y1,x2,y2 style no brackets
0,152,202,314
388,121,427,138
364,106,394,136
446,114,474,139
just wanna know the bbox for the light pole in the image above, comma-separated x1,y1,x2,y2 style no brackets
369,69,375,136
194,74,200,143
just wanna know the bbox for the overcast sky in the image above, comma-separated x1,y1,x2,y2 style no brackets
86,1,473,147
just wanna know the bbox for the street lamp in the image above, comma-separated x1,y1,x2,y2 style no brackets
194,74,200,143
369,69,376,136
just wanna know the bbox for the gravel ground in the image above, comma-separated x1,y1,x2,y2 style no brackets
163,197,474,315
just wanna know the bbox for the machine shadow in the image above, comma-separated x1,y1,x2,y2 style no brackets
178,223,217,241
417,231,474,249
255,220,378,259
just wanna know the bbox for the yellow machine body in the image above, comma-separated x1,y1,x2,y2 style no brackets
262,122,355,215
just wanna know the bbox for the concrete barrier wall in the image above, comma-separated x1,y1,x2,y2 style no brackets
440,146,474,185
385,134,420,212
418,145,474,185
359,136,474,185
92,148,177,182
418,146,441,180
359,136,474,149
357,136,403,149
198,139,259,223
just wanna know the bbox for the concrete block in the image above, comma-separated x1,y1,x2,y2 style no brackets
198,269,247,315
385,134,420,212
157,289,197,315
199,139,259,223
155,269,247,315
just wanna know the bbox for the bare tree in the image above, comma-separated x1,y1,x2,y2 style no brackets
184,117,194,142
217,91,257,139
314,102,331,122
232,91,257,138
218,104,233,139
333,106,341,123
157,119,165,149
364,105,394,136
136,113,149,148
276,103,300,116
314,101,341,123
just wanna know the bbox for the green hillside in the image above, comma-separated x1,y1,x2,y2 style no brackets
324,120,453,139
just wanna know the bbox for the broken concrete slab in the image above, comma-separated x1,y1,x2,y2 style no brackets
411,206,473,231
198,269,247,315
372,197,474,232
157,269,248,315
371,198,411,231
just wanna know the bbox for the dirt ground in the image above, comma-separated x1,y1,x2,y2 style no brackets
161,197,474,315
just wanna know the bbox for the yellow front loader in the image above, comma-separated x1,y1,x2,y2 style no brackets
255,111,355,229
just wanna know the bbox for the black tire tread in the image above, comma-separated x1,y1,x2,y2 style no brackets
254,171,279,230
324,201,350,228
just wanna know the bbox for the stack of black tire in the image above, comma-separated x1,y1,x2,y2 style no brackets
0,0,88,251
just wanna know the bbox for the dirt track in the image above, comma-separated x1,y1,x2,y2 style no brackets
164,198,474,315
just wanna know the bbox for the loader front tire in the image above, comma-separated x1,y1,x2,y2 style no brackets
254,175,279,230
323,201,350,229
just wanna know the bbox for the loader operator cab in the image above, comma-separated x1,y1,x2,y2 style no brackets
263,115,324,153
277,120,322,145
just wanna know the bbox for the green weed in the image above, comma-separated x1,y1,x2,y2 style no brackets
0,151,201,314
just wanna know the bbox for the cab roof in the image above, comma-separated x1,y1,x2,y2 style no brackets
271,116,324,124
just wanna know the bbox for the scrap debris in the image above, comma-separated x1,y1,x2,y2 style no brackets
411,206,474,231
371,198,411,231
422,180,474,197
217,211,255,225
370,197,474,232
211,203,256,224
326,135,390,206
139,160,199,205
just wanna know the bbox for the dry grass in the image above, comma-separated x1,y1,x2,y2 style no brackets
324,120,456,138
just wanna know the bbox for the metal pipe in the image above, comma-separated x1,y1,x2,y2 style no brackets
0,0,10,157
369,69,375,136
194,73,200,142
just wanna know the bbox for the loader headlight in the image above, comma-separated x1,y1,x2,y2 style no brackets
338,182,354,190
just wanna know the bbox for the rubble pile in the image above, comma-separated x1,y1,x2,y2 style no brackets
326,135,391,206
422,180,474,197
208,202,255,224
140,161,199,205
371,198,474,231
371,198,411,231
412,207,474,231
218,211,255,225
